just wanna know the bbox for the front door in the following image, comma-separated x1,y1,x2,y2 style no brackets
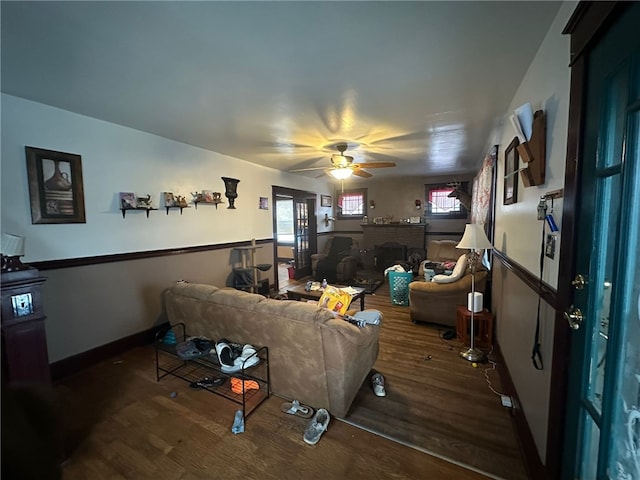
563,3,640,478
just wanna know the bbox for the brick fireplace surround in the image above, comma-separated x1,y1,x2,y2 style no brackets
360,223,426,272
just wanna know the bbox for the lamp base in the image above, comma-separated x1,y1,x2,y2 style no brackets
460,347,486,363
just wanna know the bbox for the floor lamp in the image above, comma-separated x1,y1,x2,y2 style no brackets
456,224,492,362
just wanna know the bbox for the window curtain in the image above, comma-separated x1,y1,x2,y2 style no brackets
470,146,496,226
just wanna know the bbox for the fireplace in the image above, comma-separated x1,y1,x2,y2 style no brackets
374,242,407,272
361,223,426,272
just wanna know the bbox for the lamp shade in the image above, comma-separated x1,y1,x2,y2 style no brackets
1,233,25,256
329,168,353,180
456,224,492,250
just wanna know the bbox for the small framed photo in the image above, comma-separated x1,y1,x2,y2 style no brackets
321,195,332,207
25,147,86,224
119,192,137,209
259,197,268,210
503,137,519,205
163,192,176,207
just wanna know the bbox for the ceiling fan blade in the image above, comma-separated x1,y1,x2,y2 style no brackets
352,169,373,178
290,166,330,172
353,162,396,169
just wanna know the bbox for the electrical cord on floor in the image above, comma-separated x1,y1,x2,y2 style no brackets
483,347,507,397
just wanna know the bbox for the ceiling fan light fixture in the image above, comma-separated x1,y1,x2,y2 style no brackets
329,168,353,180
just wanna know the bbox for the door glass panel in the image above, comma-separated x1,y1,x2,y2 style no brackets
580,414,600,480
598,65,628,169
295,200,309,269
588,174,621,413
609,111,640,480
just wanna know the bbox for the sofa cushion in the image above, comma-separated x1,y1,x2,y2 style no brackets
432,254,468,283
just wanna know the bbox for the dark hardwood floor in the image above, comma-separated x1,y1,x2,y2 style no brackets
344,283,528,480
50,274,527,479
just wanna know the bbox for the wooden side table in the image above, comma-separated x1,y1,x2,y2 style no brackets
456,305,494,350
1,267,51,385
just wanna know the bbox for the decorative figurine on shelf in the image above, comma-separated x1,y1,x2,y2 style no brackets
192,192,205,203
176,195,188,208
136,194,153,209
221,177,240,209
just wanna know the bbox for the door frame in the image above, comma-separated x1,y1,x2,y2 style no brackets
272,186,318,290
548,3,631,478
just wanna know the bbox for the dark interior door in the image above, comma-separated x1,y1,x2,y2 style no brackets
562,3,640,477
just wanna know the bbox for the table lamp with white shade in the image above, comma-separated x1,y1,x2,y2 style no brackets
1,233,27,272
456,224,493,362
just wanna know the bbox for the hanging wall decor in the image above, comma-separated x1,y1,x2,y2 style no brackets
221,177,240,209
25,146,86,224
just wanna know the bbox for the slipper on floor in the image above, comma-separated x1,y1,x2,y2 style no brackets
230,377,260,394
281,399,314,418
189,377,226,389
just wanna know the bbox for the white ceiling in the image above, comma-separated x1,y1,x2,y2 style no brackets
1,1,561,180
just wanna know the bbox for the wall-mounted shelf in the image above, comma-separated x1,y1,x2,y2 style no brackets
194,200,224,209
165,206,190,215
518,110,546,187
120,207,157,218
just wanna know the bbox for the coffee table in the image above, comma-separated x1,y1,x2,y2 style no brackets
286,284,366,311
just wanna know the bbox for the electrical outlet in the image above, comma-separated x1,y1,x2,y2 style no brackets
501,395,513,408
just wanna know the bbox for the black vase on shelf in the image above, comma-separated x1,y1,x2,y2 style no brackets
221,177,240,209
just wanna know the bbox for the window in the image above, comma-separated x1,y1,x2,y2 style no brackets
337,189,367,219
276,197,294,243
425,183,468,219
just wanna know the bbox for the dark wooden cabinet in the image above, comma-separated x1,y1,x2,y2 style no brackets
1,268,51,385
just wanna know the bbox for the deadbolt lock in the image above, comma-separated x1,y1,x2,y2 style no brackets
571,274,587,290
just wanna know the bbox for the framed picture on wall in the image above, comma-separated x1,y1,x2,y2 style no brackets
503,137,519,205
25,146,86,224
321,195,332,207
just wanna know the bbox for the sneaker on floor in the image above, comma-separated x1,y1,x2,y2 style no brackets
371,373,386,397
303,408,330,445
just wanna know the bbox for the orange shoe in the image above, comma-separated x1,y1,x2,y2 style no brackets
230,377,260,394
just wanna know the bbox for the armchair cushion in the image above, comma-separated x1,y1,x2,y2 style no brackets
432,254,468,284
313,236,358,283
409,270,488,327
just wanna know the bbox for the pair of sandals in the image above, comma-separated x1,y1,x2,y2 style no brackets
189,376,226,389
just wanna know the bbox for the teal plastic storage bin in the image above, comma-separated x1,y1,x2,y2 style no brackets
388,271,413,306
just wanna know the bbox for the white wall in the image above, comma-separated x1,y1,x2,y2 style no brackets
1,94,333,262
492,1,577,462
494,2,575,289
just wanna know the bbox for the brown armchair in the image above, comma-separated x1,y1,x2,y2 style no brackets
409,240,488,327
311,236,359,283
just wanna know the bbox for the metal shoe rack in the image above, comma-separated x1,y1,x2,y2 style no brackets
154,322,270,419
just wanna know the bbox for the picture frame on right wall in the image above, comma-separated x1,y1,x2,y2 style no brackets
503,137,519,205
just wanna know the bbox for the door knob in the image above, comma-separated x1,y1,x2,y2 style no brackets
571,274,587,290
564,306,584,330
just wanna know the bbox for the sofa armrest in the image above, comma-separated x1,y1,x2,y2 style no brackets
320,319,380,417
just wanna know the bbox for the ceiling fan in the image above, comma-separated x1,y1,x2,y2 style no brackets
290,143,396,179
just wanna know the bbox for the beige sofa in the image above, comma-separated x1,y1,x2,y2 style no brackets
409,240,487,327
163,282,379,418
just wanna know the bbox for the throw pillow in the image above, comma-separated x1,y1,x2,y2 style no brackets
432,254,468,284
